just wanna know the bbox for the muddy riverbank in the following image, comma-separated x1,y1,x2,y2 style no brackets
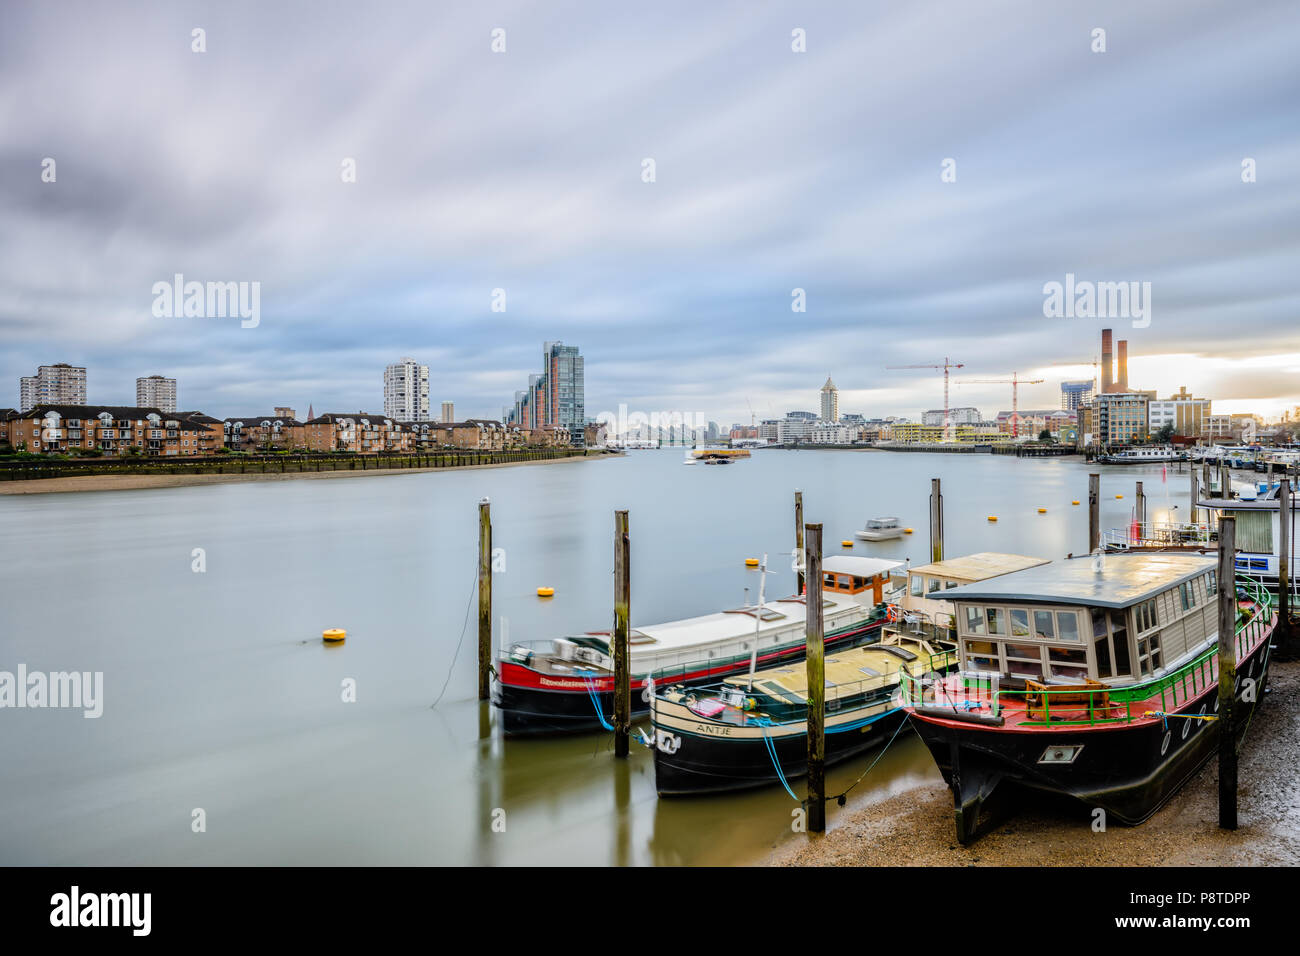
771,660,1300,866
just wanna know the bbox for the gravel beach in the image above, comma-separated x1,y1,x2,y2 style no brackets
771,659,1300,866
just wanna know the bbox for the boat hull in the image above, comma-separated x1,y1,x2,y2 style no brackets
493,619,885,736
910,631,1273,843
653,705,908,796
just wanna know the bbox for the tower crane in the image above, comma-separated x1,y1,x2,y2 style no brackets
885,358,965,441
959,372,1045,438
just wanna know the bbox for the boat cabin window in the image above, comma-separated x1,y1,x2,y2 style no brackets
956,604,1094,681
910,576,925,597
945,580,959,589
822,573,871,594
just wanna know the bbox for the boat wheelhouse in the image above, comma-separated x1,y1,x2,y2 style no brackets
494,556,902,735
651,633,955,796
901,552,1276,842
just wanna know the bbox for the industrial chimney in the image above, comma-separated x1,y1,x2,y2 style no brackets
1117,340,1129,392
1101,329,1114,394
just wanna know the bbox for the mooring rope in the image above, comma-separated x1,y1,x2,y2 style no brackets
752,718,800,801
431,568,480,709
826,708,913,806
580,675,615,731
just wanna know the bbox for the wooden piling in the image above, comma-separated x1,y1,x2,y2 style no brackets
1204,460,1214,498
1217,515,1237,831
477,497,492,701
1135,480,1145,531
929,478,944,564
1279,479,1293,658
1190,468,1200,527
1088,474,1100,553
1220,459,1231,501
794,491,805,594
613,509,631,758
804,522,825,833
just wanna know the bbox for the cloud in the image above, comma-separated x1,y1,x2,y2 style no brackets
1,0,1298,420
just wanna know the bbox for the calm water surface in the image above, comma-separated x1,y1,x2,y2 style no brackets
0,450,1202,864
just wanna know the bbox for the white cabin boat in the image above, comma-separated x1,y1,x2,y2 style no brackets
855,516,904,541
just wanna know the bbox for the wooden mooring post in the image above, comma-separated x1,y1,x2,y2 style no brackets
1279,479,1294,658
1217,515,1237,831
794,491,805,594
929,478,944,563
613,509,631,758
804,522,825,833
1220,459,1231,501
1203,460,1214,499
1135,480,1145,531
1088,473,1100,553
477,497,492,701
1190,467,1200,527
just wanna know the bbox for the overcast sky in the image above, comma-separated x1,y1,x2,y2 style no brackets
2,0,1298,423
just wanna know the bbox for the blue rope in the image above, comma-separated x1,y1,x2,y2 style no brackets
752,718,799,801
579,675,615,731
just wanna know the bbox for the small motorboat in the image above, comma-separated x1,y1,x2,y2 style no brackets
855,516,904,541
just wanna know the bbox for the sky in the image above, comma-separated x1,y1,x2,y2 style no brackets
2,0,1298,424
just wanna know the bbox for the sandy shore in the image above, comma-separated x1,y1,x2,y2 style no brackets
770,659,1300,866
0,452,610,496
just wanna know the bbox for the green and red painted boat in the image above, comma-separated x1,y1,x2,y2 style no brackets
899,551,1276,843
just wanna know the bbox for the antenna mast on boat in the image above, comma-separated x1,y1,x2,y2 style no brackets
747,553,768,690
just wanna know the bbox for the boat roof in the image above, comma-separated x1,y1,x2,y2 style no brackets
623,592,859,653
908,551,1049,581
938,552,1217,609
723,636,941,701
822,556,902,578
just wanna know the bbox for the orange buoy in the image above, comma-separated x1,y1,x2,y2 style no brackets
1115,494,1124,499
322,628,346,644
1037,508,1047,513
903,528,914,534
1071,500,1080,506
536,586,555,597
987,516,998,522
745,558,759,567
841,540,853,547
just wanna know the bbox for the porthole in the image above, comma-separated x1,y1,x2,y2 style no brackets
1160,731,1171,755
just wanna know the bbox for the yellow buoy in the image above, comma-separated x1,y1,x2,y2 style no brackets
1072,500,1080,505
841,540,853,547
1115,494,1124,499
537,586,555,597
745,558,759,567
903,528,914,534
987,516,998,522
1037,508,1047,513
322,628,346,644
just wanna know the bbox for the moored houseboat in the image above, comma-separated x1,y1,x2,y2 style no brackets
651,632,955,796
900,552,1276,843
494,555,902,735
1097,444,1183,464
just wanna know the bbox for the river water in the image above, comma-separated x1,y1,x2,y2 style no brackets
0,449,1208,864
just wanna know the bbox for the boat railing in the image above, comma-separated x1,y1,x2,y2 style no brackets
1103,521,1216,550
900,575,1274,727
